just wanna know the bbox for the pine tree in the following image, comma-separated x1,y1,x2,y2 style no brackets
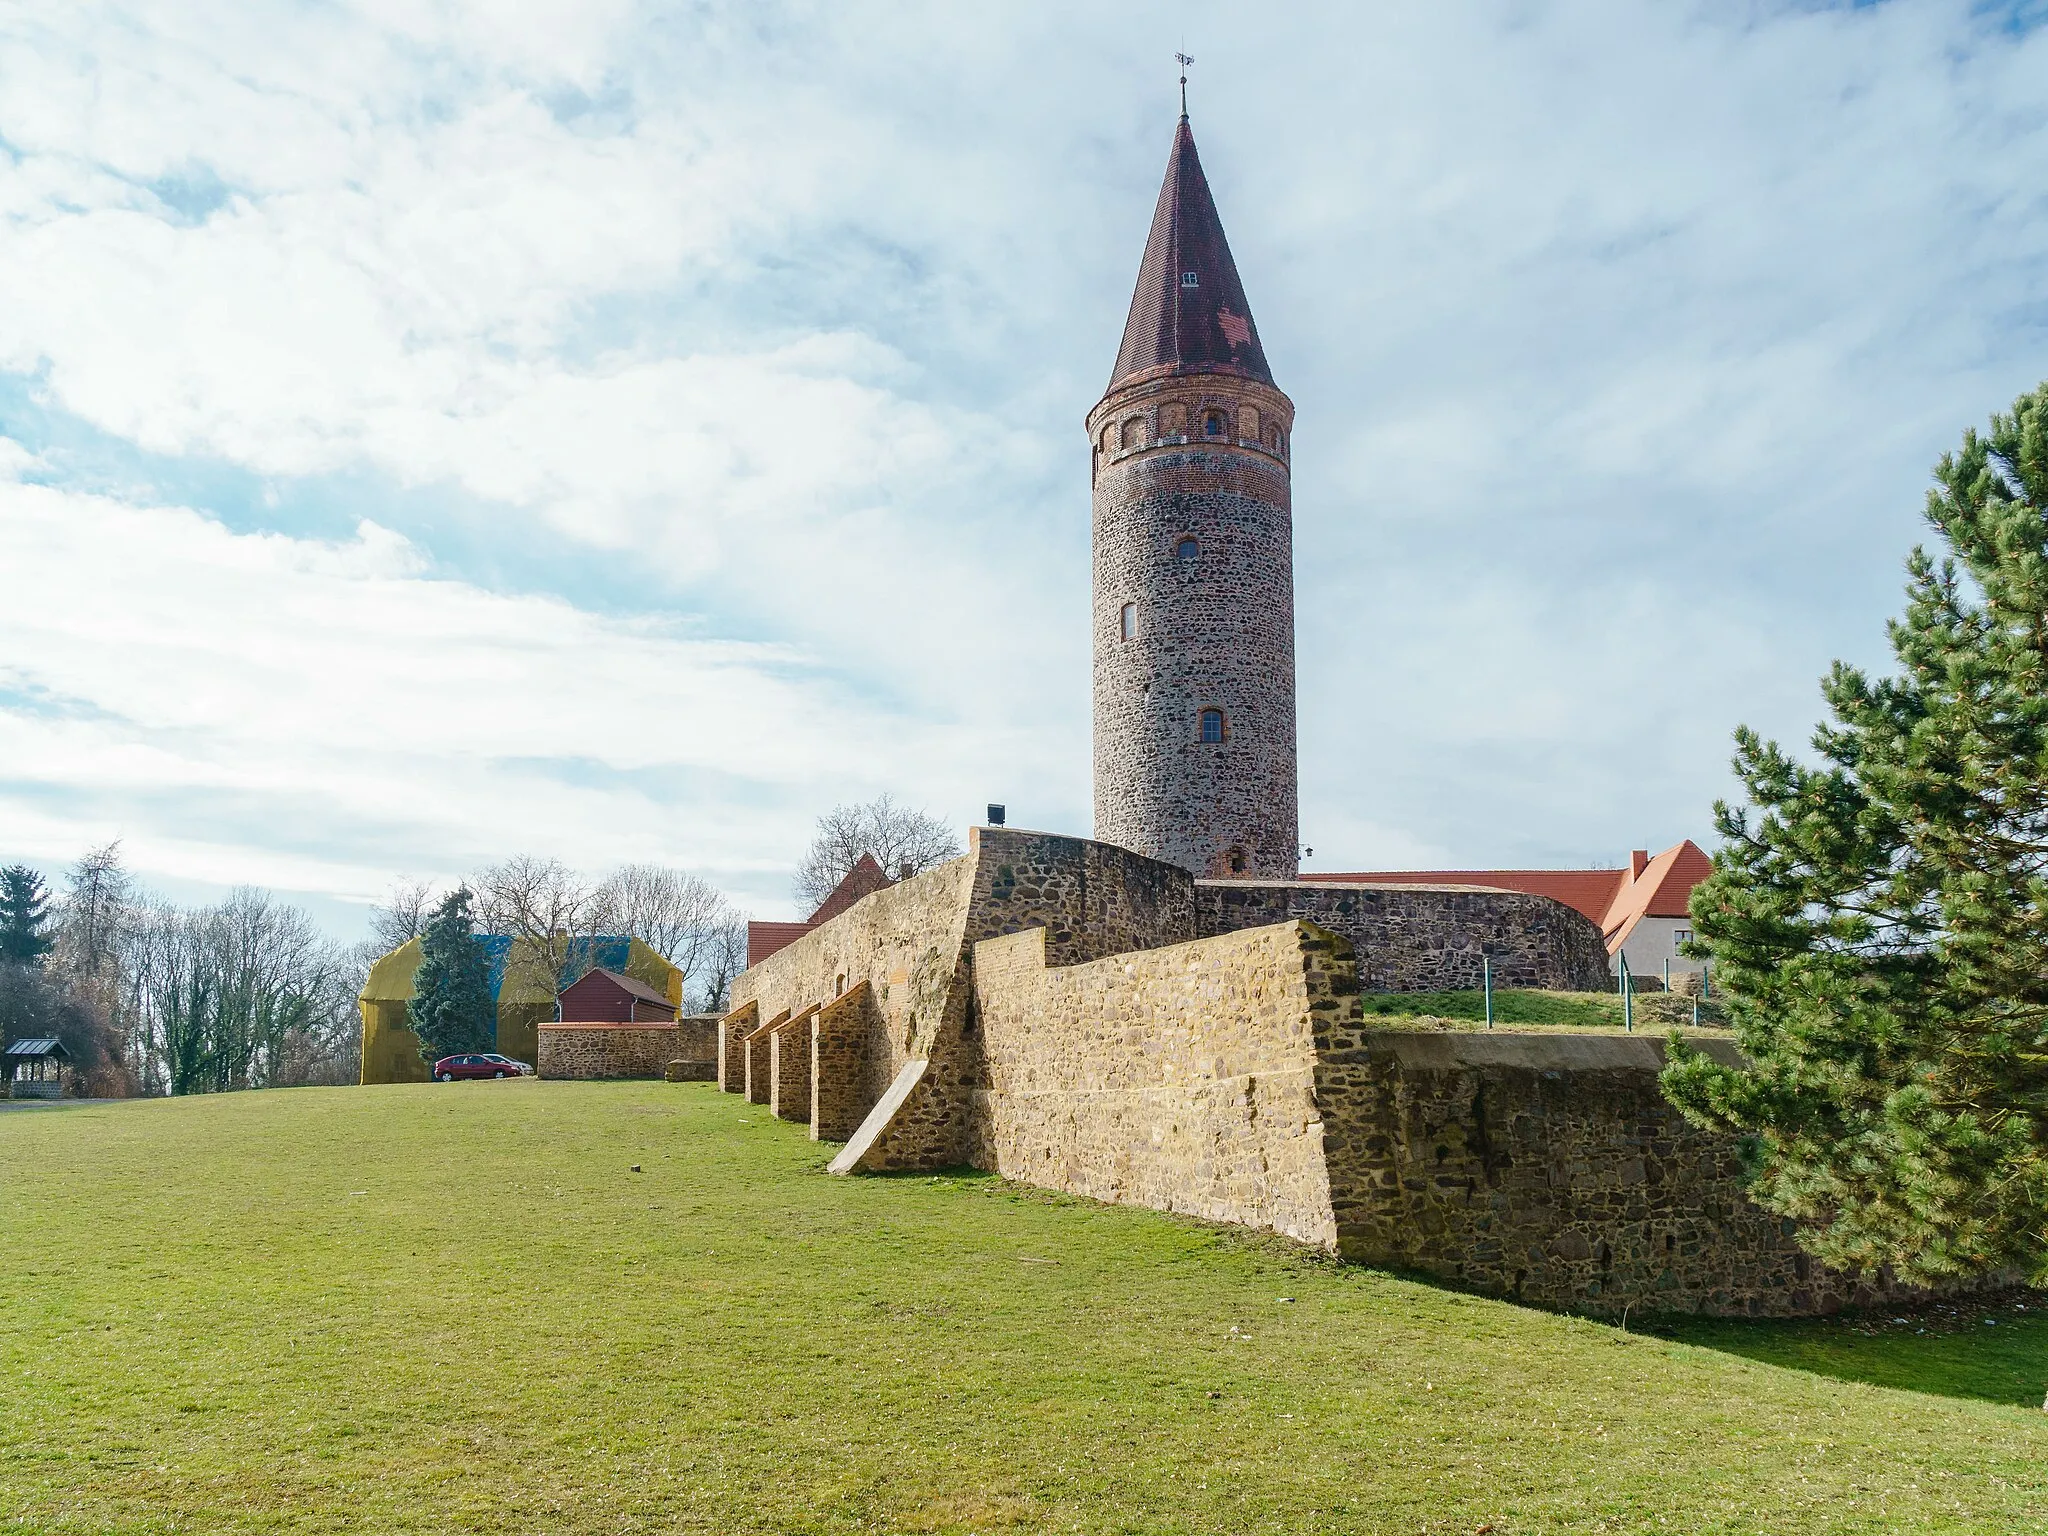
0,866,55,966
407,887,496,1062
1665,381,2048,1289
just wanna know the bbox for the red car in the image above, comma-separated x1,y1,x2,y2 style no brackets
432,1053,533,1081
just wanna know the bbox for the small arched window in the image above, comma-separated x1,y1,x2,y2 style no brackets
1176,536,1199,562
1199,709,1225,744
1203,411,1225,438
1181,270,1200,288
1227,847,1247,874
1121,417,1145,451
1120,602,1136,641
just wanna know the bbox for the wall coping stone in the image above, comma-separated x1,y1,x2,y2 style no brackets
1366,1028,1747,1073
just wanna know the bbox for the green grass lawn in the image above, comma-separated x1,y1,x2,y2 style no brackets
2,1085,2043,1535
1358,988,1728,1030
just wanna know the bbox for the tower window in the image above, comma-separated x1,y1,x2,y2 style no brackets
1176,536,1198,561
1181,270,1199,287
1120,602,1136,641
1199,709,1225,744
1204,412,1225,438
1228,847,1247,874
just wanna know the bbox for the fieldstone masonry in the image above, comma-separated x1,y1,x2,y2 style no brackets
537,1024,680,1080
725,828,1951,1316
1091,374,1300,881
1312,1027,1938,1316
968,921,1338,1245
1198,880,1611,993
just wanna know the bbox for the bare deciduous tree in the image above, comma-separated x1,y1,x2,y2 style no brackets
590,863,740,1006
368,880,439,952
124,889,359,1095
792,794,961,913
690,919,750,1015
471,856,594,994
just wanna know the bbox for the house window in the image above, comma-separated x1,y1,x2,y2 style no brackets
1673,929,1693,949
1120,602,1136,641
1199,708,1225,744
1181,270,1199,287
1204,412,1225,438
1176,536,1198,561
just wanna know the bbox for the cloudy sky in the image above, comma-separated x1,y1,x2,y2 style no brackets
3,1,2045,933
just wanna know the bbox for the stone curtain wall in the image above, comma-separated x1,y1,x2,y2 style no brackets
717,1001,757,1093
730,829,1202,1167
537,1025,679,1080
729,852,979,1156
1089,371,1301,881
966,922,1344,1246
966,829,1199,966
1196,881,1610,993
812,983,879,1142
1312,1028,1937,1317
672,1015,719,1075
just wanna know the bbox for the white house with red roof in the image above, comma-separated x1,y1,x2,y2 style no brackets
1303,840,1714,983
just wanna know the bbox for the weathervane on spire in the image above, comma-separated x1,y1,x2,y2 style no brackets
1176,52,1193,119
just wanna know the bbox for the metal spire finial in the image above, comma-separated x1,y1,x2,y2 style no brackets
1175,53,1193,120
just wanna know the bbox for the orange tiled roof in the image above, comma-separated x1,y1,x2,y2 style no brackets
1597,840,1713,944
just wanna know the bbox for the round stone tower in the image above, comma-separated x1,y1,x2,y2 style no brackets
1088,113,1298,879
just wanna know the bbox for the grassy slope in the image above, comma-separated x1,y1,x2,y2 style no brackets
1358,988,1726,1029
0,1085,2041,1536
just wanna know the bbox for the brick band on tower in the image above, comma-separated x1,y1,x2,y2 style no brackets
1088,113,1299,879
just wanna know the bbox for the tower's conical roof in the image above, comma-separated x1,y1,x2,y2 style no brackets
1107,117,1274,393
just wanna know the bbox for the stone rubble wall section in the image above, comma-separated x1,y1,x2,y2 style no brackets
1312,1027,1945,1317
717,1001,757,1093
1195,881,1611,993
743,1009,785,1106
967,921,1340,1246
729,829,1202,1167
812,983,878,1142
1089,372,1300,880
769,1005,818,1125
672,1015,719,1067
536,1025,680,1080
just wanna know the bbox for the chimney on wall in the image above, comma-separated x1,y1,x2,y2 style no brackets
1630,850,1649,879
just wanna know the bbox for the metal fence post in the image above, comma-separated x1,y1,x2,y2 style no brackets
1483,956,1493,1030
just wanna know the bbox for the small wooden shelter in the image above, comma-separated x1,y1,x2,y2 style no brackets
557,967,679,1024
5,1037,70,1100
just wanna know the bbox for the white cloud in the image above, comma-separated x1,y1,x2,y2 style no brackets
0,468,1048,915
1,0,2045,928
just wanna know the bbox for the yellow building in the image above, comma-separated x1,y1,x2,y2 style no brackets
358,934,683,1084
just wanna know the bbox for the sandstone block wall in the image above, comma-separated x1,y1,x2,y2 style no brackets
769,1006,816,1125
1196,880,1610,993
537,1024,678,1080
1312,1027,1933,1317
717,1001,757,1093
967,921,1342,1246
719,828,1963,1317
812,983,877,1142
729,828,1200,1165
